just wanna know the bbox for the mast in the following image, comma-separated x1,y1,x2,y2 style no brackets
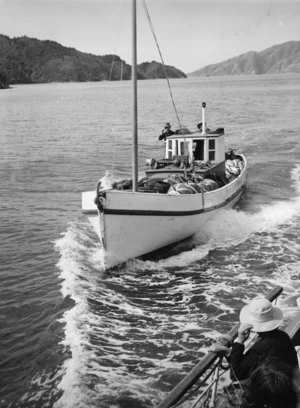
201,102,206,135
132,0,138,192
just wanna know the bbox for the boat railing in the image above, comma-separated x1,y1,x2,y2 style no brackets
156,285,283,408
164,354,233,408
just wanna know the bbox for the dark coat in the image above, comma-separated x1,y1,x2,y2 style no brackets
230,329,299,381
158,129,175,141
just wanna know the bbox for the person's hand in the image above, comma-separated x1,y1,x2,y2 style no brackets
237,323,253,344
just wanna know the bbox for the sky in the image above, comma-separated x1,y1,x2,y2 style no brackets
0,0,299,73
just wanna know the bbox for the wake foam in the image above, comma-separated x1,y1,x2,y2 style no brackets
54,220,105,408
53,165,300,407
54,221,165,407
131,165,300,271
291,164,300,193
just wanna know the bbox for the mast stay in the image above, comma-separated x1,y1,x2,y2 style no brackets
132,0,138,192
142,0,194,163
131,0,187,191
142,0,182,130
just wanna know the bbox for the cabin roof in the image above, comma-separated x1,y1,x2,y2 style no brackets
166,131,224,140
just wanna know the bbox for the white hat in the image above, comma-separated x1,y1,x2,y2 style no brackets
240,297,283,332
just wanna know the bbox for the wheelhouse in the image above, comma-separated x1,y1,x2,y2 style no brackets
145,102,228,180
165,130,225,164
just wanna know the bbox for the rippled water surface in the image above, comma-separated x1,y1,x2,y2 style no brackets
1,74,300,408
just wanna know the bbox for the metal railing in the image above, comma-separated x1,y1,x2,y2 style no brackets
157,286,284,408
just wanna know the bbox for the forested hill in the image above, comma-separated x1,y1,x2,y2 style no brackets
189,41,300,77
137,61,186,79
0,72,9,88
0,34,186,85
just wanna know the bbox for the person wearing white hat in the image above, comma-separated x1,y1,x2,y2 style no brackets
230,297,299,382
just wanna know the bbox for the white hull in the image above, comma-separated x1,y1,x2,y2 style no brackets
82,156,247,269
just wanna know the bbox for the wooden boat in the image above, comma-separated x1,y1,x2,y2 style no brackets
81,1,247,270
156,286,300,408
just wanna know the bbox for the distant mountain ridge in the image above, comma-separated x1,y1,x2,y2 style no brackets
189,41,300,77
0,34,186,85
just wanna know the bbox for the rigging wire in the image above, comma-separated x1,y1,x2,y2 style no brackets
109,0,126,81
142,0,182,130
108,57,115,82
142,0,193,166
107,0,126,174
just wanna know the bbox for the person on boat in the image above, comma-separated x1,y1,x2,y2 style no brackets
158,122,175,141
196,121,210,133
242,362,299,408
230,297,299,383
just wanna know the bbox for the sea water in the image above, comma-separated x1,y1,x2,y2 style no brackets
1,74,300,407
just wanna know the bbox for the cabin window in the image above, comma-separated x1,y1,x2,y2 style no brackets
175,140,178,156
180,141,185,155
208,139,215,161
167,139,173,159
193,140,204,160
180,140,190,156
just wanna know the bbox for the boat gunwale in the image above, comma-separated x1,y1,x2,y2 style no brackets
82,154,247,215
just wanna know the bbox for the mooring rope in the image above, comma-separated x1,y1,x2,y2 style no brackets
142,0,182,130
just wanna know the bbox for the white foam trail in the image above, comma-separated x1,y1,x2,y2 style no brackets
54,221,103,408
52,165,300,407
131,164,300,270
55,222,103,298
128,244,211,272
54,222,163,407
55,307,90,408
291,164,300,193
